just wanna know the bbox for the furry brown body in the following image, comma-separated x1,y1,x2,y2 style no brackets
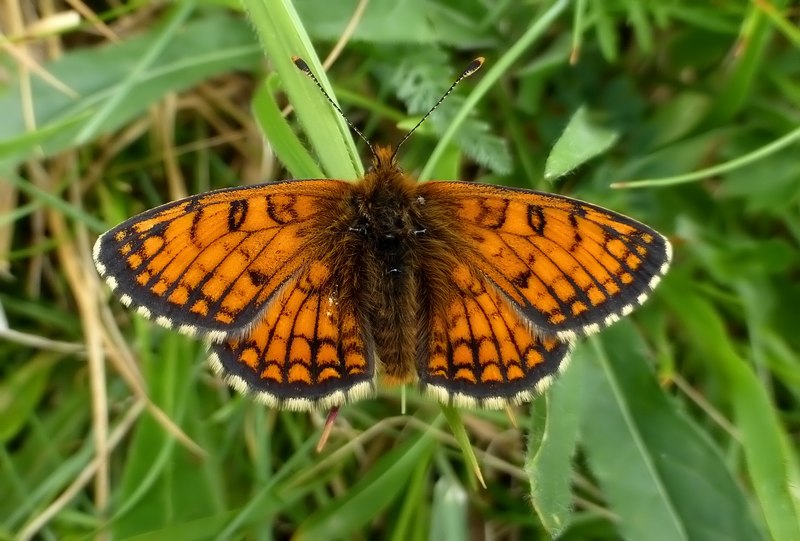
316,146,460,386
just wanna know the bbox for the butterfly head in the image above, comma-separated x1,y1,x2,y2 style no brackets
371,145,400,172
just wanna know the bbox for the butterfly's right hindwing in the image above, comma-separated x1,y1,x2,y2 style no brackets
418,262,573,409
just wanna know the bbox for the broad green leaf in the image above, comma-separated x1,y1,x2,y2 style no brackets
0,355,55,444
648,92,711,148
580,322,763,541
662,277,800,541
544,105,619,181
294,0,490,46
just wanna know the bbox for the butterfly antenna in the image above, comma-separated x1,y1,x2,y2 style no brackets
391,57,485,163
292,56,377,161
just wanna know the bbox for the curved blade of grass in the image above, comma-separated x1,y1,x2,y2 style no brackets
294,428,436,540
441,405,485,489
612,124,800,189
419,0,570,181
570,0,587,64
74,1,196,144
252,75,324,179
580,322,764,541
0,111,89,160
240,0,361,180
662,278,800,541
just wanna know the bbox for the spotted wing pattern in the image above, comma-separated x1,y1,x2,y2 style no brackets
419,263,573,409
93,179,348,341
208,260,376,410
419,182,672,341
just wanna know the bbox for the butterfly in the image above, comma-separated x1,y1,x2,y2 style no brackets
93,58,671,411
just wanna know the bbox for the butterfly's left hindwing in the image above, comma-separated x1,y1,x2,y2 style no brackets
418,181,672,341
208,260,377,410
93,179,349,340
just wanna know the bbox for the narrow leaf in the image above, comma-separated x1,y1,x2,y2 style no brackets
252,75,324,179
294,429,436,540
526,356,584,536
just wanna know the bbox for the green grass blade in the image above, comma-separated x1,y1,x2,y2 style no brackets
294,428,436,540
239,0,360,180
252,75,324,179
662,279,800,541
612,125,800,189
441,405,484,489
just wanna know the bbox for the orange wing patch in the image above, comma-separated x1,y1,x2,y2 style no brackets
418,182,672,340
419,263,573,409
93,179,349,340
208,261,376,410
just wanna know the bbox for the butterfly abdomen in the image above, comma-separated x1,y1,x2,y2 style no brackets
342,162,427,385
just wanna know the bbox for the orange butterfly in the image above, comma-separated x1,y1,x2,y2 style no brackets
93,58,671,411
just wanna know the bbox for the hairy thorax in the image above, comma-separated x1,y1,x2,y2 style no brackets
348,158,424,384
304,146,468,388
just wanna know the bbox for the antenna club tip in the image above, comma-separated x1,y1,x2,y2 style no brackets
292,56,311,73
464,57,485,77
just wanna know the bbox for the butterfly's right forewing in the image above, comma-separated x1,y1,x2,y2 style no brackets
418,181,671,341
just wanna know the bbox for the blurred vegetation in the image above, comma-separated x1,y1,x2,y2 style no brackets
1,0,799,539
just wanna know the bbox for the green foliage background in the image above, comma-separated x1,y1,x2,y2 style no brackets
1,0,798,539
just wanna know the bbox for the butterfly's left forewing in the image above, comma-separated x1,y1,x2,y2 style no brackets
94,179,349,340
418,181,671,341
